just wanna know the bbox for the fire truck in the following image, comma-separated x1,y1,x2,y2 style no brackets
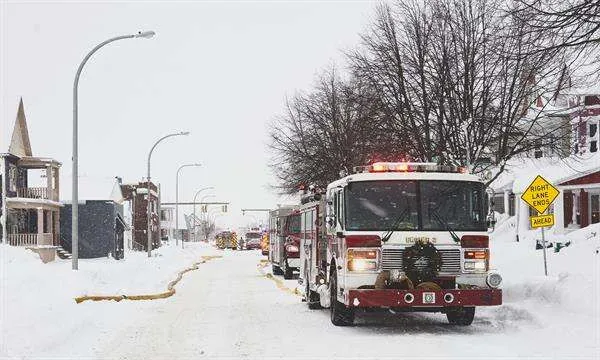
298,162,503,326
215,231,238,250
268,206,301,279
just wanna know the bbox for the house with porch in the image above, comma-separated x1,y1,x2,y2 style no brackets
0,99,62,261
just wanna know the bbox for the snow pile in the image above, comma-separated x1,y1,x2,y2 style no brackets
490,222,599,330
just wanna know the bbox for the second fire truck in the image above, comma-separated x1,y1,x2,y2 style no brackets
298,162,503,326
268,206,301,279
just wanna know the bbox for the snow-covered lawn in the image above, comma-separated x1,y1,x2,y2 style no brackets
0,242,219,358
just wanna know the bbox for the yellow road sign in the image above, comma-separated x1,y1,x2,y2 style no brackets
530,214,555,228
521,175,559,214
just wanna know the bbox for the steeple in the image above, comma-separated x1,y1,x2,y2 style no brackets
9,98,33,157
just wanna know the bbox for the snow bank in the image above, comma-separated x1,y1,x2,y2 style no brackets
0,242,219,358
490,222,599,318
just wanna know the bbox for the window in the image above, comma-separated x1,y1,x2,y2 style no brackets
160,210,171,221
8,164,17,192
287,214,301,234
590,123,598,153
344,180,487,232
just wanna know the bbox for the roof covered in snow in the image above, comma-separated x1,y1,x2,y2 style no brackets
490,153,600,193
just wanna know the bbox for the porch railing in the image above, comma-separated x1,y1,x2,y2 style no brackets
7,233,54,247
17,187,50,200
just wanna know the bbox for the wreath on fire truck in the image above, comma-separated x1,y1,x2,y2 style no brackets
402,241,442,285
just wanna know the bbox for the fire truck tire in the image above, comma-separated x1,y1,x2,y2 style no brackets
330,270,354,326
283,258,294,280
305,273,322,310
272,265,284,275
446,306,475,326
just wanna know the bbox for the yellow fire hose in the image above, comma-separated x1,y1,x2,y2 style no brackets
74,255,222,304
257,260,302,297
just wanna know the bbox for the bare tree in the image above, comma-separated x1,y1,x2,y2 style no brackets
269,69,392,193
512,0,600,50
349,0,571,183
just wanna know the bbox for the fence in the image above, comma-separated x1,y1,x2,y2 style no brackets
7,233,54,247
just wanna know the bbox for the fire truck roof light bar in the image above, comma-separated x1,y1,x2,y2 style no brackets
352,162,468,174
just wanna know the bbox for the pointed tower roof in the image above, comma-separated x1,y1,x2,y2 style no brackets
110,178,125,204
9,98,33,157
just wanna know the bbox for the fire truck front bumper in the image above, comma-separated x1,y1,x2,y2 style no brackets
345,288,502,308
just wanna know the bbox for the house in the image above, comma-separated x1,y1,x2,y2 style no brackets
59,179,127,259
490,82,600,236
491,154,599,236
60,200,126,259
0,99,62,262
120,181,160,251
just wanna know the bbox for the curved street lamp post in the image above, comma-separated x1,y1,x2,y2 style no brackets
147,131,190,257
175,163,202,246
194,192,215,242
72,31,155,270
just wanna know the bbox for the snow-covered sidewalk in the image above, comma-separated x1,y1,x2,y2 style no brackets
0,242,219,358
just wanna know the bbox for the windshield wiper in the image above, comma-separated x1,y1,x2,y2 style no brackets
381,207,410,242
430,208,461,244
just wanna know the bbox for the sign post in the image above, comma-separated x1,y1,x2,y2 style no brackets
520,175,559,276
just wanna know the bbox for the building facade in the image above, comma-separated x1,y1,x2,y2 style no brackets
120,181,160,251
0,99,62,261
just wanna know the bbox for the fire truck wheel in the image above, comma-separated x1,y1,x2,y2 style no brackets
283,258,294,280
272,265,284,276
330,270,354,326
305,273,322,310
446,306,475,326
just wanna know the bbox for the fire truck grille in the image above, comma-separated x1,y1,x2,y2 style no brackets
381,248,461,274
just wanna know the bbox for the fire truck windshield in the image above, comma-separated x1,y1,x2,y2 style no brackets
345,180,487,232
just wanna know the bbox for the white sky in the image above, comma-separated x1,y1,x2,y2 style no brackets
0,0,376,229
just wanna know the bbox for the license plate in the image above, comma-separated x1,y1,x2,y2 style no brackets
422,292,436,304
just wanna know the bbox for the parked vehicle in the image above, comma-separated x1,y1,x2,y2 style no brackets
215,231,238,250
244,231,262,250
299,162,503,326
268,206,300,279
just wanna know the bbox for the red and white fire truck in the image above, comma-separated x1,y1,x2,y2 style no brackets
298,162,503,326
268,206,301,279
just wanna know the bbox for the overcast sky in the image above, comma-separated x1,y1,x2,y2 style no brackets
1,0,376,229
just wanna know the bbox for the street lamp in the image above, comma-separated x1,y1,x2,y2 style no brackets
194,192,215,242
72,30,156,270
147,131,190,257
175,163,202,246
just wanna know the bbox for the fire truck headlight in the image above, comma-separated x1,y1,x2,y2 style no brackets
486,272,503,288
347,248,380,272
463,260,487,272
285,245,299,253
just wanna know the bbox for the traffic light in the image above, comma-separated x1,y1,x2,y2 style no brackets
222,205,228,213
201,204,207,213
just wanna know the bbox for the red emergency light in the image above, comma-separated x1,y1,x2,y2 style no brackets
353,162,469,174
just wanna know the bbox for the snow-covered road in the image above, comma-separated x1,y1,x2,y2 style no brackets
88,249,597,360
